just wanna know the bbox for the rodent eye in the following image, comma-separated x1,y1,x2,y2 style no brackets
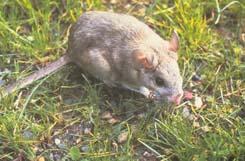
155,77,166,87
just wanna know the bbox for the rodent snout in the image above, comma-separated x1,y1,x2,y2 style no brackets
151,88,184,105
168,93,183,105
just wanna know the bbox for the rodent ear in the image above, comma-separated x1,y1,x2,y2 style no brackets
168,31,179,52
133,50,154,69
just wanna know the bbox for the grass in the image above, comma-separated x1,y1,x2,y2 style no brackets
0,0,244,160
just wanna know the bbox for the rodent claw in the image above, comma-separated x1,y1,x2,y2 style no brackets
148,91,160,100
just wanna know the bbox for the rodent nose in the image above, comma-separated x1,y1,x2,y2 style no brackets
169,93,183,105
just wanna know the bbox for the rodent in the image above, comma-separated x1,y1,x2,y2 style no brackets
1,11,184,104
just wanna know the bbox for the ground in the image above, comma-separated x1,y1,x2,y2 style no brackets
0,0,244,161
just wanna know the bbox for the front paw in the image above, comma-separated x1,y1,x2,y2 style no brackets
148,91,160,100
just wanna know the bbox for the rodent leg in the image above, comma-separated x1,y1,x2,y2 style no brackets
122,84,156,100
74,48,115,84
140,87,159,100
103,80,117,87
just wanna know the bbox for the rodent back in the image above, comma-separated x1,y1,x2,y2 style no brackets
67,12,167,83
66,11,183,102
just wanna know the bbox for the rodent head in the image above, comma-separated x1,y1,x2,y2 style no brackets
133,32,183,104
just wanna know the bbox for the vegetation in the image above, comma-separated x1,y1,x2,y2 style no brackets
0,0,244,160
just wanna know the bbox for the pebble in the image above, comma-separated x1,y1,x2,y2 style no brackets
54,138,61,145
57,143,66,149
84,127,92,135
182,107,191,118
0,79,5,86
80,145,89,152
194,96,203,108
192,74,202,82
22,130,33,139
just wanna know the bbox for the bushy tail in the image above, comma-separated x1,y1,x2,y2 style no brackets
1,54,71,98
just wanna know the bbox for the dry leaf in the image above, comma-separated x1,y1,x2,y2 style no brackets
201,125,210,132
108,118,119,124
118,131,128,143
101,111,113,119
193,121,200,128
37,156,45,161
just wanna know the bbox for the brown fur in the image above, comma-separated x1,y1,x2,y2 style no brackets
1,11,183,103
